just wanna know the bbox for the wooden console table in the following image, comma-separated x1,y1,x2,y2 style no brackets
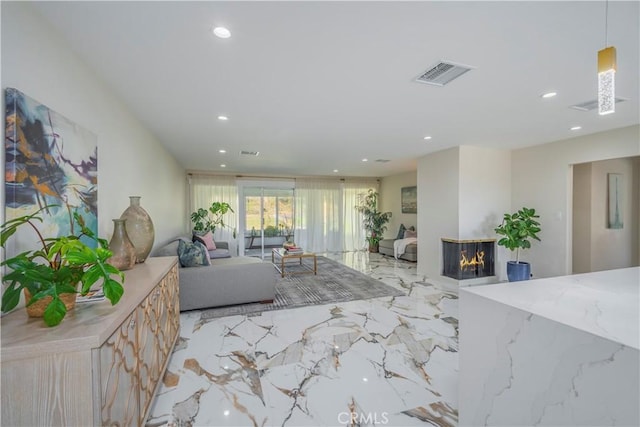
0,257,180,426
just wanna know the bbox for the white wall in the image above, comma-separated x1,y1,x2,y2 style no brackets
417,147,460,278
512,125,640,278
458,146,511,239
380,170,417,239
637,157,640,265
1,2,187,247
458,146,511,280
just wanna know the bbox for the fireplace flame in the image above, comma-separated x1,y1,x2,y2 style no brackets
460,250,485,271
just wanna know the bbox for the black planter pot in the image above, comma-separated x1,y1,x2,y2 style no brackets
507,261,531,282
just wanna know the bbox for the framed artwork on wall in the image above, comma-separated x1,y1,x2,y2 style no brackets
607,173,623,229
401,186,417,214
4,87,98,256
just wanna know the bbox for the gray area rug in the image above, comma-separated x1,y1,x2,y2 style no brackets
199,256,405,319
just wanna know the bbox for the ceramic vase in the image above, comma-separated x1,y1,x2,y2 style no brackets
108,218,136,271
120,196,155,263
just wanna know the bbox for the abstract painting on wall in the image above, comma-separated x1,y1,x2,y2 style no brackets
401,186,417,214
607,173,623,229
4,88,98,255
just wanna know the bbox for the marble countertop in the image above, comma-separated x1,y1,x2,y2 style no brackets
460,267,639,350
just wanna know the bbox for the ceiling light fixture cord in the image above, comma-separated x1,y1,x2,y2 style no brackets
604,0,609,47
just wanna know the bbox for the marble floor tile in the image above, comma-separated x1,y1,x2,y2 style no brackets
147,251,458,427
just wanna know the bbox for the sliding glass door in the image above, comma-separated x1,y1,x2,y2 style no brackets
239,182,295,259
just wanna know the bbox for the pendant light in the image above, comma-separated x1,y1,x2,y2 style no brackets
598,0,616,115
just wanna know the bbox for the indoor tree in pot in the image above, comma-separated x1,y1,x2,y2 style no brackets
355,189,391,253
190,201,236,238
1,205,125,327
494,207,541,282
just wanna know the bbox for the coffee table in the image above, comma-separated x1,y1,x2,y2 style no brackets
271,248,317,278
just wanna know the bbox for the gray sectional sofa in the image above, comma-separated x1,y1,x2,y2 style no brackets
379,238,417,262
378,224,418,262
152,238,276,311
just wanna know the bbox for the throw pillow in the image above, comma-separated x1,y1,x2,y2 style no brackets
178,239,211,267
404,229,417,239
396,224,407,240
193,231,217,251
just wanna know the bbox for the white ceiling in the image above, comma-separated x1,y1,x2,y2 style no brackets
32,1,639,178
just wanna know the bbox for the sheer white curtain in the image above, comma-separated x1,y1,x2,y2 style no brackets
294,179,343,252
189,174,239,252
343,179,379,251
294,178,378,253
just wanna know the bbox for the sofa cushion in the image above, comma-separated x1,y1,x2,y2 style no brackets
404,229,417,239
211,256,263,266
209,249,231,259
193,231,216,250
396,224,407,240
178,239,211,267
153,239,181,257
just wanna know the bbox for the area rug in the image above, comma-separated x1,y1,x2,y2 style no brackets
199,256,405,319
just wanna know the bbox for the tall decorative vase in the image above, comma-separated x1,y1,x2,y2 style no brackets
108,219,136,271
120,196,155,263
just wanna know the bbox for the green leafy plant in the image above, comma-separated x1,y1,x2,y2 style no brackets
1,205,125,327
263,225,279,237
355,189,391,252
494,207,541,263
190,201,236,237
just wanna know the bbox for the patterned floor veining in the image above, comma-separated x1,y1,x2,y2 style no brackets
147,252,459,427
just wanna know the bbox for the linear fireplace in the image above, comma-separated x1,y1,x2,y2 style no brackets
442,238,495,280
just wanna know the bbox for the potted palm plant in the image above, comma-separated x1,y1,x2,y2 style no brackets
1,205,125,326
494,207,541,282
355,189,391,253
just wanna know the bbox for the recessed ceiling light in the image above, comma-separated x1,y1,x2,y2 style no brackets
218,115,228,121
541,92,557,98
219,149,227,153
570,126,582,131
213,27,231,39
362,158,368,162
220,164,226,168
333,169,339,173
423,136,432,140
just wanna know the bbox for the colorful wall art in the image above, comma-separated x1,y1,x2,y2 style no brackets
4,88,98,253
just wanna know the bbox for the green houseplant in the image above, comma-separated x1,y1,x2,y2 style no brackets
190,201,236,237
1,205,125,326
355,189,391,253
494,207,541,282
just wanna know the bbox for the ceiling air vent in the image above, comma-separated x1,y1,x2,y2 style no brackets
375,159,390,163
240,150,260,156
414,61,474,86
570,98,626,111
